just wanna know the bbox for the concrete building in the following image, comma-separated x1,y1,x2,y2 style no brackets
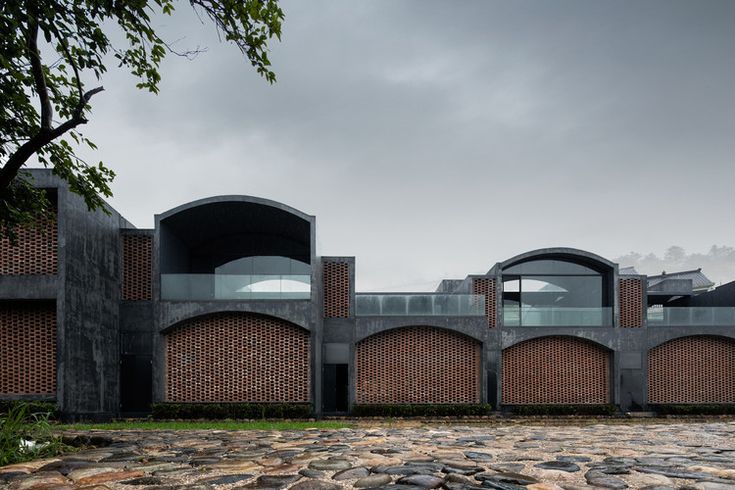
1,169,734,419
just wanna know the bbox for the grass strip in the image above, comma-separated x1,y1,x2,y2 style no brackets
55,420,352,431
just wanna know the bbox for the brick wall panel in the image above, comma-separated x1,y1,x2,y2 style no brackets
0,216,57,275
502,336,610,405
165,313,310,402
323,261,350,318
472,278,496,328
356,326,481,404
619,278,643,328
122,234,152,300
648,335,735,404
0,302,56,395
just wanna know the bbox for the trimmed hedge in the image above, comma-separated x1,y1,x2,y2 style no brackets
0,401,58,419
508,404,618,416
652,404,735,416
151,403,313,420
351,404,493,417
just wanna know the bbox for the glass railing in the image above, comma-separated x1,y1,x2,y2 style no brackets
647,307,735,326
160,274,311,300
503,306,612,327
355,294,486,316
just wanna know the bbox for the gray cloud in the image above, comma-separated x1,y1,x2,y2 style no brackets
39,0,735,290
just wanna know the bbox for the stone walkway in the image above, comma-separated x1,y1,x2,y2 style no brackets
2,422,735,490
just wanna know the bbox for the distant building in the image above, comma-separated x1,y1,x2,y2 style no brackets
1,169,734,419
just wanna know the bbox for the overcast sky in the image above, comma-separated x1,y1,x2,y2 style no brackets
58,1,735,290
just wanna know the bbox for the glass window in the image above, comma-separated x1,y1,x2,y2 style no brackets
502,259,609,326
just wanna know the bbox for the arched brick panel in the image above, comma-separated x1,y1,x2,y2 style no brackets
0,302,56,396
355,326,481,404
165,313,310,402
502,336,611,405
648,335,735,404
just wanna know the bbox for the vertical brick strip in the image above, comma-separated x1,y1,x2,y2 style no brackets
355,326,481,404
502,336,610,404
619,278,643,327
648,336,735,404
323,261,350,318
122,234,152,300
165,313,310,402
0,302,56,395
472,278,496,328
0,216,57,275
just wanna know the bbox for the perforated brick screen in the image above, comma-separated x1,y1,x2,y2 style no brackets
165,313,310,402
648,335,735,404
502,336,610,405
356,326,481,404
323,261,350,318
0,217,57,275
0,302,56,395
619,278,643,328
472,278,496,327
122,234,152,300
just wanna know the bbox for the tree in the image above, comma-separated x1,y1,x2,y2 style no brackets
0,0,284,240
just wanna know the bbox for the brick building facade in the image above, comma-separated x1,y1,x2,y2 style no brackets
1,169,734,419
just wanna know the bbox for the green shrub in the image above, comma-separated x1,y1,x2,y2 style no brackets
652,404,735,416
151,403,313,420
351,404,493,417
508,404,618,416
0,401,58,420
0,402,69,466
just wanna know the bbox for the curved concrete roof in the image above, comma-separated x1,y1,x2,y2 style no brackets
157,195,314,223
494,247,616,274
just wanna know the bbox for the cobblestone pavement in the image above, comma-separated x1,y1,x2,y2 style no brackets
2,422,735,490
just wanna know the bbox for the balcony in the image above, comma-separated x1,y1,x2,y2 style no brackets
647,307,735,326
355,294,485,316
160,274,311,300
503,306,612,327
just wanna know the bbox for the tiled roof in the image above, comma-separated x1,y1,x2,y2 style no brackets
647,268,715,292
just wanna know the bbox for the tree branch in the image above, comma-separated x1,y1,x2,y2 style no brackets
56,34,84,105
25,8,53,131
0,86,104,192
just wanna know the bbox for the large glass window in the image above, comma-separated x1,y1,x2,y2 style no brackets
502,259,610,326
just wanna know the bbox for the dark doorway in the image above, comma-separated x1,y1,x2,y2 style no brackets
323,364,348,413
120,332,152,413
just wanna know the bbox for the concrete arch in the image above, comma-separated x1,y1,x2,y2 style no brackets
157,194,314,224
355,325,482,404
501,329,615,351
496,247,616,274
159,301,313,332
647,329,735,350
161,309,310,335
501,335,612,405
354,317,486,344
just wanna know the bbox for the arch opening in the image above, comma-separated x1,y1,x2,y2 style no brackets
500,252,614,327
159,198,312,300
